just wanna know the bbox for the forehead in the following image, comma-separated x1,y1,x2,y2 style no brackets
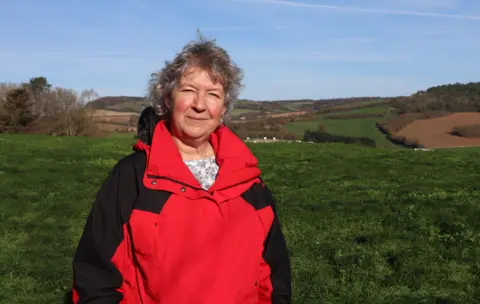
180,67,224,90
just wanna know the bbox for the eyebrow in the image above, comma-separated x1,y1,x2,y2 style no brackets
180,82,224,91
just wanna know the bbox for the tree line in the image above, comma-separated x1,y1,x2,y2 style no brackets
391,82,480,114
0,77,100,136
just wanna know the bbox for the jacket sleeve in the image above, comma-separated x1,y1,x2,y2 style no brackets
72,159,138,303
257,183,292,304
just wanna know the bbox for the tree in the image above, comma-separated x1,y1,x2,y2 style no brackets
0,87,37,133
33,87,96,136
29,76,51,93
78,89,100,105
27,76,52,117
0,82,19,103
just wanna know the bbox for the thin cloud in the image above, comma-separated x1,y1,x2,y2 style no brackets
309,52,408,63
325,37,379,44
237,0,480,20
375,0,460,10
197,25,291,32
198,26,258,32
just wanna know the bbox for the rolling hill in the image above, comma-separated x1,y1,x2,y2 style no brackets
85,81,480,149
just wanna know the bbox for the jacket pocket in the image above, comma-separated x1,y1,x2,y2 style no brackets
128,210,159,258
127,210,161,302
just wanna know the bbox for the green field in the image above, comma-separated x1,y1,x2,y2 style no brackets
285,104,396,147
286,116,394,147
1,134,479,303
333,105,392,115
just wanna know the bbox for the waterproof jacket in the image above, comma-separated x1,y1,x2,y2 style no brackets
72,120,292,304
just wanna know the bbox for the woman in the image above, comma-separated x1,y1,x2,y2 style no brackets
72,35,291,304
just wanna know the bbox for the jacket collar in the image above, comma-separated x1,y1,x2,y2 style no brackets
133,120,261,202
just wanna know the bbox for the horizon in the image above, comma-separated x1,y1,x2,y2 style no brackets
1,0,479,100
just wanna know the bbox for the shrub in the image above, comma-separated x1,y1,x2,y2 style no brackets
323,113,386,119
450,124,480,138
303,129,376,147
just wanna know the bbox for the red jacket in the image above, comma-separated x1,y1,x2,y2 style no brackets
72,121,291,303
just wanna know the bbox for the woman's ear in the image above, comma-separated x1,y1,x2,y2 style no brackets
221,103,227,116
165,98,172,109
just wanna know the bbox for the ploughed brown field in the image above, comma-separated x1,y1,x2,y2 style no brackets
396,112,480,148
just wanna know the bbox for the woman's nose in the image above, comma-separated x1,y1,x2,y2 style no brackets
192,92,207,111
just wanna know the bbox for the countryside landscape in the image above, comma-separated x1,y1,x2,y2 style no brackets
0,77,479,303
83,81,480,149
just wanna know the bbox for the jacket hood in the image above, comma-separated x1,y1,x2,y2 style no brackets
133,120,261,202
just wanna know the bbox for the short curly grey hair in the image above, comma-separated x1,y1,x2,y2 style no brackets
147,33,244,121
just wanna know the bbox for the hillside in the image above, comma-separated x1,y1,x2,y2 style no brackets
86,95,385,116
85,81,480,149
86,96,150,113
377,81,480,148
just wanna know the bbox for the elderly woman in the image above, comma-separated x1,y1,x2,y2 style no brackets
72,36,291,304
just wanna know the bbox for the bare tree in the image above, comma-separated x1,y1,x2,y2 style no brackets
0,82,19,105
33,87,98,136
78,88,100,105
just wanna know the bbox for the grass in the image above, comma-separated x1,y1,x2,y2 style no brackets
1,133,480,303
286,116,395,148
285,104,397,147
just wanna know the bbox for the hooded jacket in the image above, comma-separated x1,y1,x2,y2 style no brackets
71,119,291,304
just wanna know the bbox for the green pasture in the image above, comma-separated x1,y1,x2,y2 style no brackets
0,133,479,303
286,116,394,147
330,104,392,115
285,103,396,147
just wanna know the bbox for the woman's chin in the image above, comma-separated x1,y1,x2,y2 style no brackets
181,127,211,140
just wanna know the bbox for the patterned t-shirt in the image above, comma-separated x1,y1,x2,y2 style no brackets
184,156,219,190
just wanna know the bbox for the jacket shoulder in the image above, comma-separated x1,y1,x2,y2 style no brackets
241,179,276,211
114,151,146,171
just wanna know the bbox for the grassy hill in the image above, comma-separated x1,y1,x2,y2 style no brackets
1,133,479,303
86,96,150,113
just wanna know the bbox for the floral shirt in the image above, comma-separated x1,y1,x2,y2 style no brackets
184,156,219,190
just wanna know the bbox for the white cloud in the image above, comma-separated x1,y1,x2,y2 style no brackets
237,0,480,20
372,0,460,10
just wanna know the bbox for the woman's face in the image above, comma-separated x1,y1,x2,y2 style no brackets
168,67,226,143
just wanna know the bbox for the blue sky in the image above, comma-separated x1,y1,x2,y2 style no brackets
1,0,480,100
